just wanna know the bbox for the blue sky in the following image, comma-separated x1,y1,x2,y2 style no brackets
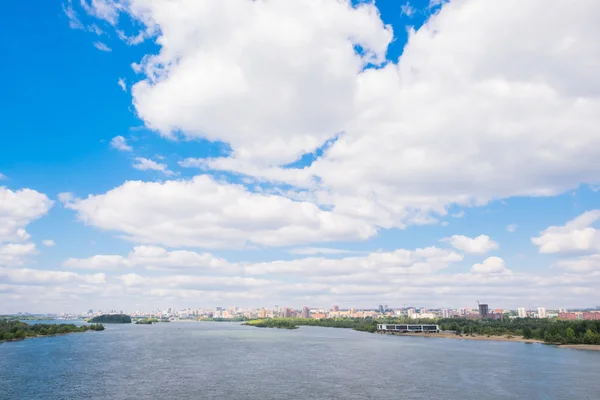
1,0,600,313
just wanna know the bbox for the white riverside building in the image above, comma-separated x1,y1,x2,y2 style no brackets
377,324,440,333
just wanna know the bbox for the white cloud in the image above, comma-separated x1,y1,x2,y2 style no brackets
471,256,510,274
532,210,600,254
0,243,37,267
61,175,376,249
79,0,600,233
442,234,498,254
401,2,415,17
451,211,465,218
288,247,367,256
42,240,56,247
64,245,236,272
245,246,464,276
117,78,127,91
63,0,84,30
122,0,391,165
132,157,174,175
93,41,112,52
506,223,518,233
555,255,600,273
80,0,122,25
110,135,132,151
0,187,53,244
0,267,106,286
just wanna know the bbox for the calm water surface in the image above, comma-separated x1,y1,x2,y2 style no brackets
1,321,599,400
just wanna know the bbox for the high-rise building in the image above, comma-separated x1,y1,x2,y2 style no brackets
559,308,567,313
537,307,547,319
478,303,489,318
378,305,384,313
442,308,451,318
301,306,310,319
518,307,527,318
283,308,292,318
408,308,416,317
332,305,339,312
259,307,266,319
384,304,389,312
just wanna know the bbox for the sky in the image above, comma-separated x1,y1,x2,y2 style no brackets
1,0,600,313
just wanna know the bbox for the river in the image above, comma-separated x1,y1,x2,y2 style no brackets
1,321,599,399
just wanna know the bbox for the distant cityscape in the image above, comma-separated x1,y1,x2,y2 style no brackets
10,303,600,321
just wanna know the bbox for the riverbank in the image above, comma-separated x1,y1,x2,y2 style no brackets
557,344,600,351
378,331,543,344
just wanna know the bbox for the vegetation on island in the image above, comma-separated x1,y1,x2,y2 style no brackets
134,318,170,324
88,314,132,324
204,316,249,322
243,317,600,345
244,318,376,332
244,319,299,329
0,319,104,342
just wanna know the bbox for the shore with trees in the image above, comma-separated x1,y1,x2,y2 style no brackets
242,317,600,349
0,320,104,343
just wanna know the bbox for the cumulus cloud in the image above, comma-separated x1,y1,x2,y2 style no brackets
0,267,106,286
442,234,498,254
245,246,464,276
69,0,600,233
0,243,37,267
533,211,600,273
532,210,600,254
42,0,600,310
64,245,236,272
0,187,53,244
42,240,56,247
471,256,510,274
110,135,132,151
61,175,376,248
132,157,174,175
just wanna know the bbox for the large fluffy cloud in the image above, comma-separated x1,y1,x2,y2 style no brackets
533,210,600,272
532,210,600,254
61,175,376,248
70,0,600,237
0,187,53,244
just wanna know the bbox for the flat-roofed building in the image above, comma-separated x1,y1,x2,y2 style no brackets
377,324,440,333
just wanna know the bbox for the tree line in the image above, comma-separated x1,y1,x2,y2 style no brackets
243,317,600,344
0,319,104,342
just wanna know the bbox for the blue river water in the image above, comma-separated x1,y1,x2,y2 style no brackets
1,321,599,400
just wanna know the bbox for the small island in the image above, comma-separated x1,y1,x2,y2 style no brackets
0,319,104,343
243,319,299,329
88,314,132,324
135,318,155,324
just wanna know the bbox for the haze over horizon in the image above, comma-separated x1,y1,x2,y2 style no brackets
2,0,600,313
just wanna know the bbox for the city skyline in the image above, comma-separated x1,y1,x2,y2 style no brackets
2,0,600,313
